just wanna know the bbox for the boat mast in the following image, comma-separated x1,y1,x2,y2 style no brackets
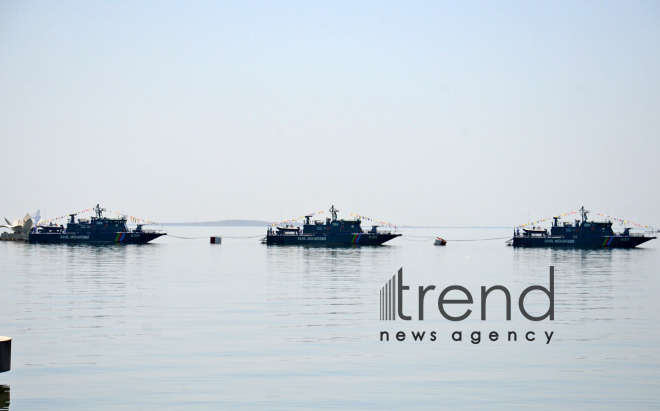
329,205,338,221
580,206,589,223
94,204,106,219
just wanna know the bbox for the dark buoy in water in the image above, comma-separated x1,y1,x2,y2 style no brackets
0,336,10,372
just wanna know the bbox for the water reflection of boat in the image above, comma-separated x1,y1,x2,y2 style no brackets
0,384,9,409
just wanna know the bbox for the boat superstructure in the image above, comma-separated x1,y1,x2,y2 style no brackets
511,207,655,248
266,205,400,245
29,204,165,244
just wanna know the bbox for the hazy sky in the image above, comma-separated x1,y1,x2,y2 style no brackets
1,1,659,227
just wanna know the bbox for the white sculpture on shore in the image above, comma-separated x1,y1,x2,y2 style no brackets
1,213,34,234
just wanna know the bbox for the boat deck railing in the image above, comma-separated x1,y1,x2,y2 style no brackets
137,229,161,234
626,232,654,238
514,232,655,239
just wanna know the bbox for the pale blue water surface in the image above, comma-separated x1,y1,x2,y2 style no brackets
1,227,659,409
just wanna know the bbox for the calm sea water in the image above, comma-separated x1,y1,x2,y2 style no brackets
1,227,659,409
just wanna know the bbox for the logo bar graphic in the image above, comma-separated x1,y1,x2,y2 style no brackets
380,270,398,321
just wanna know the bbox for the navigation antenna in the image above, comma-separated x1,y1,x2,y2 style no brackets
329,205,339,221
579,206,589,223
94,204,106,219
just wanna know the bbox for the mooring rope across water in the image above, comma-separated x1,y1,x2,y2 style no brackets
168,234,264,240
442,236,511,242
401,235,511,242
168,233,511,242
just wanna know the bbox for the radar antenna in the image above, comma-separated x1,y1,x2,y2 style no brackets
329,205,339,221
579,206,589,223
94,204,106,219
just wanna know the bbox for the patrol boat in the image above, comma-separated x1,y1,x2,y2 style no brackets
265,205,401,245
511,207,655,248
29,204,165,244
